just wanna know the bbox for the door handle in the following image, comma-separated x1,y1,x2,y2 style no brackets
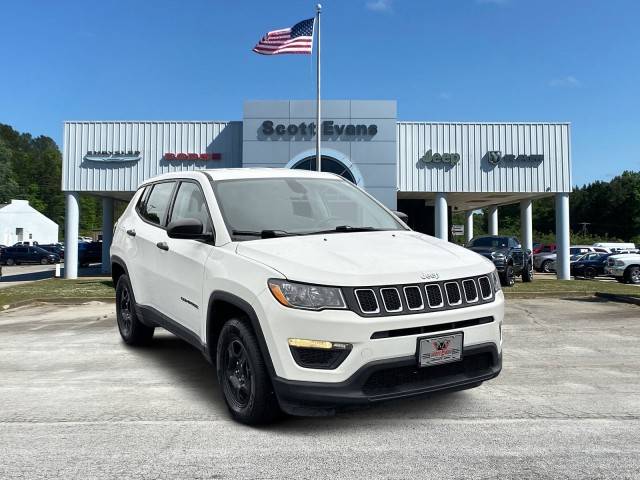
156,242,169,251
126,229,136,237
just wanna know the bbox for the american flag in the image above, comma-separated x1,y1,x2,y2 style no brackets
253,18,315,55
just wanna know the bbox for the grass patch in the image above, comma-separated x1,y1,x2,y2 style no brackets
0,279,115,309
503,278,640,298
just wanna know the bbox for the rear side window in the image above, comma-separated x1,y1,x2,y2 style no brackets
139,182,175,226
169,182,213,233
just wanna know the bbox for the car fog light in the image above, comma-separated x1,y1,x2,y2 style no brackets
288,338,352,350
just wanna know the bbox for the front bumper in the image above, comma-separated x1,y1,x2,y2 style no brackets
273,342,502,414
257,289,504,384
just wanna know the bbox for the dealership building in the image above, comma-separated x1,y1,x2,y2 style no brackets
61,100,572,279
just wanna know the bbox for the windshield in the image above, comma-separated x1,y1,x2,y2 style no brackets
468,237,509,248
213,177,405,240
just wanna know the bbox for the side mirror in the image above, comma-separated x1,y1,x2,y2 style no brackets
392,210,409,223
167,218,212,240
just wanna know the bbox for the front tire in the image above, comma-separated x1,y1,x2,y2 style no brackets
500,264,516,287
625,266,640,285
216,318,281,425
115,274,154,345
40,258,48,265
6,258,15,266
584,267,596,279
541,260,553,273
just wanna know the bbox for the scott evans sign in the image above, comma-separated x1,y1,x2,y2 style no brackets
84,151,141,162
164,152,221,161
261,120,377,138
487,151,543,166
420,150,460,165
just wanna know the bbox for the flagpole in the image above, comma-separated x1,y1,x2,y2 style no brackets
315,3,321,172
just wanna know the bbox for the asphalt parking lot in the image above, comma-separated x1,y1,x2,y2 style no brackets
1,298,639,479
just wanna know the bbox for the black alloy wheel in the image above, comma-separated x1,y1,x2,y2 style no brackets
216,319,281,425
40,258,48,265
115,274,154,345
222,339,253,410
118,283,133,338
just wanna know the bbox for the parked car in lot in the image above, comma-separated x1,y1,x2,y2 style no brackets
593,242,637,253
570,252,611,278
534,245,600,273
533,243,556,255
0,245,60,265
466,235,533,286
39,243,65,260
78,241,102,267
110,169,504,424
605,253,640,284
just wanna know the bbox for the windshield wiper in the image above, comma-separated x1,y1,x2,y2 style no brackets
302,225,383,235
231,229,297,239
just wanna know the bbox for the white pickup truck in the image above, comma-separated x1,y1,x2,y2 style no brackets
605,254,640,284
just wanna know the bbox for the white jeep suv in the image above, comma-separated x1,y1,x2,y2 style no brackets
110,169,503,424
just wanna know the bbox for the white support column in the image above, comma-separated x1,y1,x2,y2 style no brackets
434,193,448,241
465,210,474,244
555,193,570,280
520,199,533,253
488,205,499,236
64,192,79,279
101,197,114,274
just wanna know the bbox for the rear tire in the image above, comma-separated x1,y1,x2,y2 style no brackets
115,274,154,346
6,258,15,266
625,266,640,285
541,260,552,273
216,318,281,425
40,258,48,265
522,261,534,282
584,267,596,279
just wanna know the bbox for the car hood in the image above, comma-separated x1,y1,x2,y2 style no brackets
235,230,493,286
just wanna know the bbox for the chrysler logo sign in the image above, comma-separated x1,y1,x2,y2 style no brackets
84,150,141,162
487,151,544,166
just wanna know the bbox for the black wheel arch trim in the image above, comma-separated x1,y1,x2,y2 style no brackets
110,255,130,284
206,291,277,377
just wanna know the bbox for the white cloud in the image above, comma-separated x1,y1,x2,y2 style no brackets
549,75,582,88
366,0,392,12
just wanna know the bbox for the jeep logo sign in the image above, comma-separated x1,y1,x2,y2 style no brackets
261,120,377,138
420,149,460,165
487,151,544,166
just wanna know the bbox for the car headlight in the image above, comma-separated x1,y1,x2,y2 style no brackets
491,269,502,292
268,279,346,310
491,251,506,260
615,260,625,266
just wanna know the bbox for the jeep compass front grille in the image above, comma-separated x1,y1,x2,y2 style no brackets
344,275,494,317
355,289,379,313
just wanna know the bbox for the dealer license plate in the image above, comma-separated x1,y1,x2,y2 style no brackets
418,333,463,367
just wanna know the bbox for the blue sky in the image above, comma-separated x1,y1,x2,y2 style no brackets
1,0,638,186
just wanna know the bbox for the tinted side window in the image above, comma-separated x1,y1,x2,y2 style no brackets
169,182,213,232
139,182,175,226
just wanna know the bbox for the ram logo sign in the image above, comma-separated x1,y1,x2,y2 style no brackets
487,151,544,166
